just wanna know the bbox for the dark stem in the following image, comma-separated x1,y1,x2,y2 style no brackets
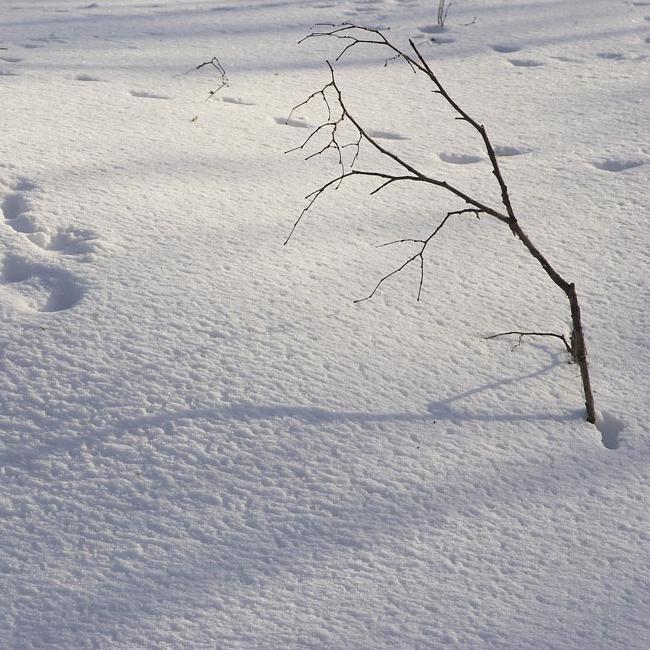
567,284,596,423
504,219,595,423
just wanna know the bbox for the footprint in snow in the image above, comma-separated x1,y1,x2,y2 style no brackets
1,176,102,259
129,90,170,99
439,152,483,164
75,74,103,82
0,56,23,63
0,69,18,76
275,116,311,128
597,52,626,60
367,129,408,141
429,35,456,44
29,35,68,45
1,178,38,232
591,158,646,172
596,410,625,450
350,6,379,13
508,58,545,67
222,96,255,106
27,227,101,257
493,145,532,157
550,55,584,63
418,24,448,34
489,43,522,53
0,176,102,314
0,254,85,313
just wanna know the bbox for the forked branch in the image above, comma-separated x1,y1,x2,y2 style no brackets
357,208,482,303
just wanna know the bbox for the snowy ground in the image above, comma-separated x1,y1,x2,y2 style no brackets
1,0,649,647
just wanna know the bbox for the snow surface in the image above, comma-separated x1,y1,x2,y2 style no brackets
0,0,649,647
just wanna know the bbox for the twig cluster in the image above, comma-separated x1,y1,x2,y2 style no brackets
437,0,452,28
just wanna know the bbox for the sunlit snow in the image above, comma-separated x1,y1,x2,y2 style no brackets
0,0,649,646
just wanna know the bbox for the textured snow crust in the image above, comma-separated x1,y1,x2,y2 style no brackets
0,0,649,647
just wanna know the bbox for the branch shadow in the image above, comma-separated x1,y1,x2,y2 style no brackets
426,341,578,424
4,373,627,646
0,339,580,469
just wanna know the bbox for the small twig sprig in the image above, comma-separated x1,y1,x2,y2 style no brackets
196,57,229,100
485,331,573,355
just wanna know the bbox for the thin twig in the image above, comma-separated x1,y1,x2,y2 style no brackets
485,331,572,355
355,208,481,302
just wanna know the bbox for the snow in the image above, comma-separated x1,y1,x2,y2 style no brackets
0,0,649,646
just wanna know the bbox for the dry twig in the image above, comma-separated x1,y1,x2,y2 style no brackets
196,57,229,100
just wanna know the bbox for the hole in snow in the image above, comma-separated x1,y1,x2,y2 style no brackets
1,192,30,220
418,24,448,34
592,158,645,172
275,116,310,128
222,96,255,106
0,255,84,312
597,52,625,60
439,151,483,164
508,58,545,67
129,90,170,100
494,144,532,157
490,43,521,53
595,410,624,450
367,129,409,141
430,36,456,44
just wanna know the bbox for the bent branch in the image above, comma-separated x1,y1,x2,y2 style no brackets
286,24,597,424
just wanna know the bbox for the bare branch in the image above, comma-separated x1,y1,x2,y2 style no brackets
286,23,598,423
